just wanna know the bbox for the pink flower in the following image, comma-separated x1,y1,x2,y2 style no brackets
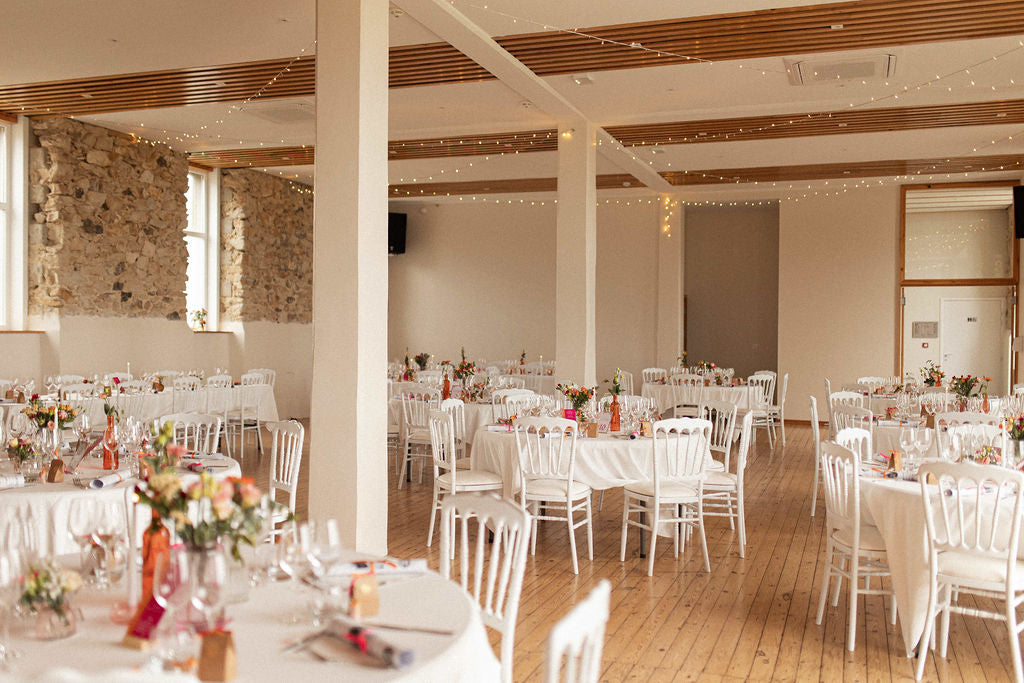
166,444,189,459
239,483,261,507
113,377,121,385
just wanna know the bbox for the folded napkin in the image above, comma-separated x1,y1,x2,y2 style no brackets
0,474,25,490
89,469,132,489
329,558,427,577
323,617,415,669
486,424,512,432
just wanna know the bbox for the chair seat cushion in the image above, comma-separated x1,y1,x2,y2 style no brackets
406,428,430,442
523,478,591,500
455,457,472,470
624,480,698,500
704,471,737,488
706,459,725,473
438,470,502,489
938,550,1024,588
832,523,886,552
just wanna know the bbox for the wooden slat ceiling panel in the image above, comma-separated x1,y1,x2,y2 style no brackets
388,129,558,159
388,174,642,196
187,146,314,168
3,0,1024,117
605,99,1024,146
661,153,1024,184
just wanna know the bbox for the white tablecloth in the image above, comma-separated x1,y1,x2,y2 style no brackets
471,427,715,499
4,556,499,682
388,400,492,445
861,476,1023,656
500,374,556,395
873,425,940,458
0,456,241,556
3,385,279,427
641,383,755,414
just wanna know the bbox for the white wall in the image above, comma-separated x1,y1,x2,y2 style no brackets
0,315,312,419
388,200,660,388
778,186,900,420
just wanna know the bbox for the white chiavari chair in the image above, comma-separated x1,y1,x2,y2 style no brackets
491,389,534,422
439,398,471,469
440,493,530,683
669,373,703,418
746,373,776,447
426,411,502,547
768,372,789,446
835,426,872,464
159,412,222,455
514,417,592,575
914,462,1024,682
810,396,824,516
267,420,305,539
171,376,202,413
703,412,754,558
621,417,713,576
617,371,635,396
641,368,667,385
815,441,895,652
699,399,738,471
54,374,86,386
399,388,441,488
225,373,267,458
543,579,611,683
248,368,276,387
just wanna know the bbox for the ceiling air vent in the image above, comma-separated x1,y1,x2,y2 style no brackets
785,54,897,86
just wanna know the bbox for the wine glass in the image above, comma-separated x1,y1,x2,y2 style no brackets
188,550,227,634
73,412,91,446
67,499,100,582
915,429,934,460
91,505,126,590
899,427,917,461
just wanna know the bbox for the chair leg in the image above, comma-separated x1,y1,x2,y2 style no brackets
397,444,410,490
916,576,939,680
811,455,819,517
566,498,579,575
427,484,440,547
816,539,834,625
1006,593,1023,683
938,584,952,658
831,554,844,607
727,494,735,530
585,496,594,561
598,490,604,512
780,409,786,446
619,495,630,562
847,553,859,651
737,489,746,558
647,504,659,577
697,502,711,573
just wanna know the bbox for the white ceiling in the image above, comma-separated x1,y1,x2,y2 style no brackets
4,1,1024,196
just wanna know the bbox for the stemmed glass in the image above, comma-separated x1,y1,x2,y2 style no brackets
914,429,934,460
899,427,917,462
67,499,99,582
152,547,194,671
91,505,126,590
73,413,91,447
189,550,228,635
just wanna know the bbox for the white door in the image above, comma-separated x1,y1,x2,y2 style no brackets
940,298,1007,394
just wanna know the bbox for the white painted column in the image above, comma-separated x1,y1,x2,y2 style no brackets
309,0,389,555
554,122,598,387
656,195,684,369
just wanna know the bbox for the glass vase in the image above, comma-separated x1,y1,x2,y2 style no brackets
34,604,77,640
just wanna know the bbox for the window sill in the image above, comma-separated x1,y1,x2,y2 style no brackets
192,330,232,334
0,330,46,334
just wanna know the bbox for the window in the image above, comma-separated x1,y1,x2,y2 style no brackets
183,168,219,330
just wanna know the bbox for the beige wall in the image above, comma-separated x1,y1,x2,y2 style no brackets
778,186,900,420
387,200,660,388
684,204,779,377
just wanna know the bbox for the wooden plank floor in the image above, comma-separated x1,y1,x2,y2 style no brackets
240,422,1023,682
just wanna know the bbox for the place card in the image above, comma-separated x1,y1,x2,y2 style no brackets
349,574,380,620
198,631,237,682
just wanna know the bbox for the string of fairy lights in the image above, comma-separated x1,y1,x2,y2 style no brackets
66,5,1024,206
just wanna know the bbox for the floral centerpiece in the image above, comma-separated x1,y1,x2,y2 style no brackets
190,308,208,331
695,360,717,373
413,352,431,371
920,361,945,387
604,368,624,396
20,558,82,636
949,374,991,400
556,383,595,423
520,349,527,365
21,396,79,431
7,437,33,469
402,352,415,381
963,444,1002,466
1007,414,1024,442
453,359,477,384
677,351,687,370
461,376,490,403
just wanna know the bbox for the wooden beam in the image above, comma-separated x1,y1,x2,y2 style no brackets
388,174,642,196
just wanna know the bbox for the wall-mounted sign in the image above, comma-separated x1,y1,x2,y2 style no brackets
912,321,938,338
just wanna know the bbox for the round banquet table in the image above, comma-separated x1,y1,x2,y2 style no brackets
641,383,755,414
860,474,1024,657
388,399,492,445
0,456,241,556
499,374,556,395
2,554,500,682
873,423,940,458
471,427,719,499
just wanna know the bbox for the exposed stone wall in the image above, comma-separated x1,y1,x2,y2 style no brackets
220,169,313,323
28,118,188,318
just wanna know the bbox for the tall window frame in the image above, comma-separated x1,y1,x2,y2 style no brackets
183,167,220,331
0,116,27,331
0,120,9,328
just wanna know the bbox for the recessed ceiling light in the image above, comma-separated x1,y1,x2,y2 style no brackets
281,156,291,160
622,181,631,187
629,42,642,48
997,113,1008,117
830,24,844,29
651,148,665,155
80,93,94,99
570,73,595,86
520,101,534,109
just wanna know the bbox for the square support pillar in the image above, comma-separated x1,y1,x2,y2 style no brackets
656,195,684,369
309,0,389,555
554,122,598,387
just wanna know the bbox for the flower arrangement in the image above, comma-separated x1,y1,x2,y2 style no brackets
920,361,945,387
453,359,477,383
963,444,1002,466
413,352,430,370
520,349,527,364
102,397,119,421
141,420,189,472
678,351,687,368
556,383,595,412
695,360,717,372
604,368,624,396
136,466,268,562
19,559,82,623
6,437,33,465
402,352,415,381
949,374,991,399
190,308,208,331
1006,414,1024,441
21,396,79,431
460,377,490,403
